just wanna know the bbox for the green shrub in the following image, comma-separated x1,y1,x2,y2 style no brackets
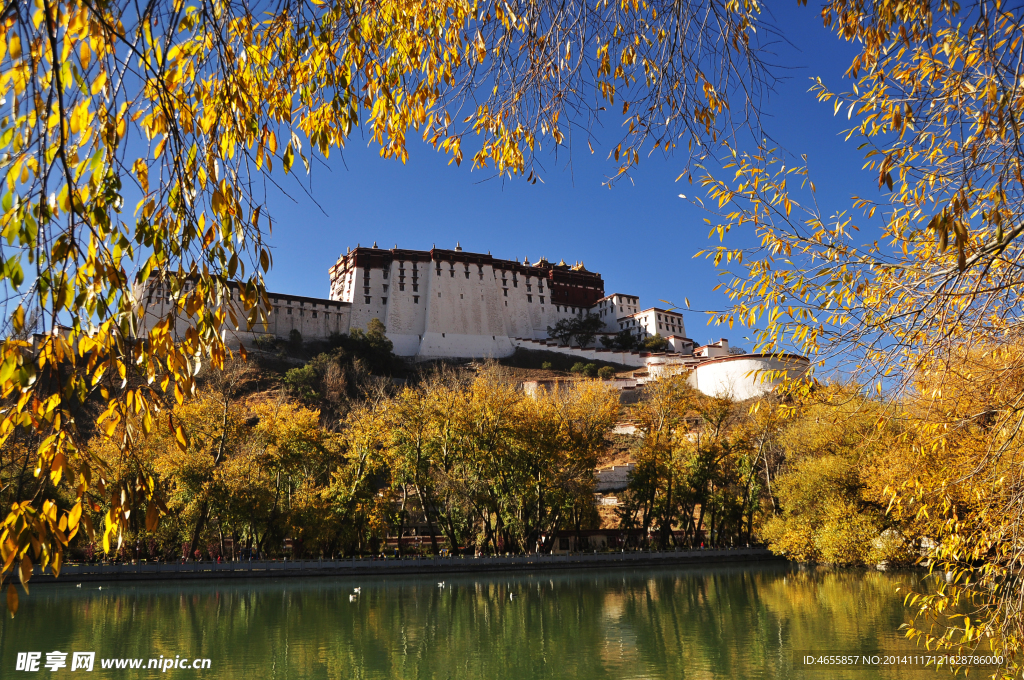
598,366,615,379
570,362,598,377
642,333,669,352
541,361,553,370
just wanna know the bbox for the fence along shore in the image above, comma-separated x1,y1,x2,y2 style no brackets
35,548,782,584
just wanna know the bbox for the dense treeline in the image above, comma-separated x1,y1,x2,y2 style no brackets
4,332,1004,569
32,361,621,560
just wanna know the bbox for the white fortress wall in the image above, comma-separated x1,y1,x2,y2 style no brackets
265,293,350,341
491,261,533,340
135,244,811,404
511,338,648,367
383,257,429,356
133,278,352,350
328,245,605,360
688,354,810,401
347,263,389,333
419,255,513,359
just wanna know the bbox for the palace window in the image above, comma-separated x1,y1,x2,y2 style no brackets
413,284,419,292
382,298,388,304
287,308,292,314
540,296,544,304
503,289,508,297
383,285,389,293
312,311,317,318
413,296,420,304
364,296,371,304
382,271,388,279
527,295,533,303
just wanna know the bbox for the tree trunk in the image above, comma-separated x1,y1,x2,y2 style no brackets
414,483,441,555
187,394,232,561
693,502,706,548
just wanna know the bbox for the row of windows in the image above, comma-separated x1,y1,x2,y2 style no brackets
599,307,635,317
351,289,575,307
270,298,343,310
274,307,334,319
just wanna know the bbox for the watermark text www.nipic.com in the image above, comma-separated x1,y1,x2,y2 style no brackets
16,652,212,672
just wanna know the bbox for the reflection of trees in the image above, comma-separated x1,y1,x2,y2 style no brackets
0,567,940,679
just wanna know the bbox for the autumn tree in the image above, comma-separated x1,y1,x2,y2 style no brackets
0,0,772,603
759,385,914,566
617,375,756,549
691,0,1024,671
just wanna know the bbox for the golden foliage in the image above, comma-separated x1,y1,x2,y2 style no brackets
0,0,766,604
691,2,1024,672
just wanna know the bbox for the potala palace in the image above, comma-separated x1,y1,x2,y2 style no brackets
137,243,808,399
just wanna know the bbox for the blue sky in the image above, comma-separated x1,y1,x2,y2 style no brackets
259,3,878,350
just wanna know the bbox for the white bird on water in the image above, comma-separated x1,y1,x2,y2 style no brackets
509,593,514,601
349,594,357,602
438,582,445,588
75,584,82,588
353,587,361,593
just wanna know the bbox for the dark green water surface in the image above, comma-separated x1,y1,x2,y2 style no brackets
0,563,948,679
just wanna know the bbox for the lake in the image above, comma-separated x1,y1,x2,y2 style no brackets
0,563,950,678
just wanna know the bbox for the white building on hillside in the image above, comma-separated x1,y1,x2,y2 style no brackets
594,293,640,332
132,242,810,399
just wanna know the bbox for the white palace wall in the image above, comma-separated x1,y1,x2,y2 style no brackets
329,246,601,360
418,261,515,359
132,245,810,403
133,279,352,350
688,354,810,401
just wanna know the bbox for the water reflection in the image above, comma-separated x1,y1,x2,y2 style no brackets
0,563,942,679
